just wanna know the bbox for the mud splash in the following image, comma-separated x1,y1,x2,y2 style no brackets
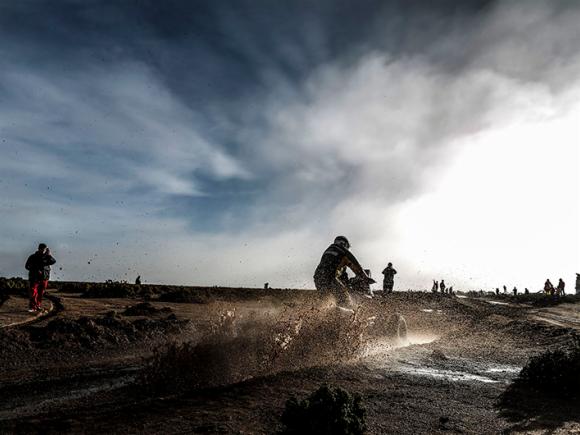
141,299,411,391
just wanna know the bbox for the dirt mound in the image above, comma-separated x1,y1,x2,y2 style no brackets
0,328,32,358
122,302,172,316
498,319,579,347
27,311,188,349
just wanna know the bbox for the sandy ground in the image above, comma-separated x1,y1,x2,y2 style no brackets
0,289,579,434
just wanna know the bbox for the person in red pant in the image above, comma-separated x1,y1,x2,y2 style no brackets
25,243,56,313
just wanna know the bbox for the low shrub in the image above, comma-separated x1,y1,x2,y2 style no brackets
55,282,86,293
509,338,580,399
280,384,367,435
0,277,28,296
158,288,209,304
27,311,185,349
81,280,152,298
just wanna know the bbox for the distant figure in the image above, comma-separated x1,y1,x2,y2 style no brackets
576,274,580,295
513,286,517,296
544,279,555,296
381,262,397,294
448,286,453,295
495,288,500,296
432,281,439,293
313,236,374,307
135,275,141,285
264,282,269,289
524,288,530,295
556,279,565,296
25,243,56,313
440,280,446,294
503,285,507,294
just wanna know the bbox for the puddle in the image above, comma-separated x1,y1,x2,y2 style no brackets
397,365,499,383
364,334,439,357
487,300,509,306
485,365,520,374
421,309,444,314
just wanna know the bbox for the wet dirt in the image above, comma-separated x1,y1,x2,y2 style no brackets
0,290,579,434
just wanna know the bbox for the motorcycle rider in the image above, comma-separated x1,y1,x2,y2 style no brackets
314,236,374,307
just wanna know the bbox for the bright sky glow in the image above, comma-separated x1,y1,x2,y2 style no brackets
390,101,579,291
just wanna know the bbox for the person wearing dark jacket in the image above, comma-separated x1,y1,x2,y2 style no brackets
381,262,397,294
314,236,374,307
25,243,56,313
556,278,565,296
544,279,555,296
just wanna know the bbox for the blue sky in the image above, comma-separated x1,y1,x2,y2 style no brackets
1,0,578,289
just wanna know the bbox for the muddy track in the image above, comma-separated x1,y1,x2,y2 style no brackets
0,292,578,434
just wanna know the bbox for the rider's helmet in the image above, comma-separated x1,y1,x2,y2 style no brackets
334,235,350,250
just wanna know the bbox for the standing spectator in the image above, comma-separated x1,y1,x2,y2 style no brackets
503,285,507,294
381,262,397,294
524,288,530,295
495,288,500,296
135,275,142,285
556,279,565,296
25,243,56,313
544,279,555,296
432,281,439,293
513,286,518,296
440,280,446,294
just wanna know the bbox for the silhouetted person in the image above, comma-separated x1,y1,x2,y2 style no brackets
448,286,453,295
25,243,56,313
432,281,439,293
440,280,446,294
503,285,507,294
576,274,580,295
495,288,500,296
381,262,397,294
556,278,565,296
524,288,530,295
513,286,517,296
135,275,141,285
544,279,555,296
314,236,374,307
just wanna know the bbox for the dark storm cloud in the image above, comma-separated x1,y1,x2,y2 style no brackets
1,0,497,230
